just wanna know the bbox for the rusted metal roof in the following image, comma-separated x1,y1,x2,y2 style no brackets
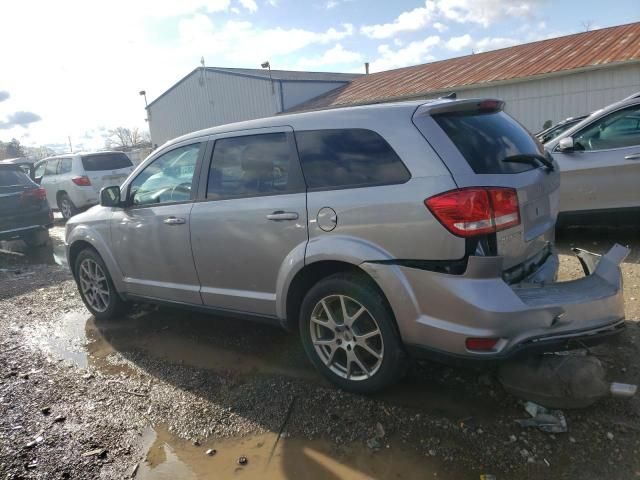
290,22,640,112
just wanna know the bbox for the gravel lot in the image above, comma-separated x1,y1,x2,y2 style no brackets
0,223,639,479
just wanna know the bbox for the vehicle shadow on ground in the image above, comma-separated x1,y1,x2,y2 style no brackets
83,306,507,479
556,225,640,264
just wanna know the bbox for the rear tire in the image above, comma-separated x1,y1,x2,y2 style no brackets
23,229,49,248
58,193,77,219
299,272,406,393
74,248,128,320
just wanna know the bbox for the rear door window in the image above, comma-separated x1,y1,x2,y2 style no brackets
0,167,32,187
433,111,542,174
58,158,72,174
295,129,410,189
44,159,60,176
207,133,300,199
82,153,133,171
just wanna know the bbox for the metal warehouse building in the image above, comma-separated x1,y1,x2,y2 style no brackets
147,68,360,146
148,22,640,144
294,23,640,131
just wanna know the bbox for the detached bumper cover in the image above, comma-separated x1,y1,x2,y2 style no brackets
363,244,629,361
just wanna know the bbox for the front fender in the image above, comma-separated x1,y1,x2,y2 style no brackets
66,223,126,294
274,235,395,320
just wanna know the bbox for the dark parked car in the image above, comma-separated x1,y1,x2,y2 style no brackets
0,163,53,247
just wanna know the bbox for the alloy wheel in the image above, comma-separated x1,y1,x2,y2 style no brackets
61,198,73,219
309,294,384,381
78,258,110,313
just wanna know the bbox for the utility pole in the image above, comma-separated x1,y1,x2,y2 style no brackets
139,90,149,122
68,136,73,153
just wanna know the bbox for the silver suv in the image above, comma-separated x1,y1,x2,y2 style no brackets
65,99,628,392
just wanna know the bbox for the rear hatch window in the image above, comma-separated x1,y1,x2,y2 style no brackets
81,153,133,171
433,110,542,174
0,167,32,186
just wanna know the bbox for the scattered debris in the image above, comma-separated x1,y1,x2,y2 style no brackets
515,402,567,433
82,448,107,458
366,437,382,450
41,406,51,415
193,439,201,446
131,463,139,478
53,415,66,423
606,432,614,440
237,456,248,465
206,448,217,456
480,474,496,480
609,382,637,398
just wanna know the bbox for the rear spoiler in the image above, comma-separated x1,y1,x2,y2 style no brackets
416,98,505,116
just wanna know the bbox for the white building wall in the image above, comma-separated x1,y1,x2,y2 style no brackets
148,69,281,146
441,63,640,132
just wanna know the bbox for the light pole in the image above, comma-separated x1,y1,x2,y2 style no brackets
261,61,275,94
139,90,149,122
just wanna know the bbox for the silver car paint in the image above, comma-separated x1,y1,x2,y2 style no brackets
66,99,627,362
545,97,640,213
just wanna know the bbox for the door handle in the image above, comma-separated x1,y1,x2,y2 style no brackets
624,153,640,160
266,211,299,221
163,216,186,225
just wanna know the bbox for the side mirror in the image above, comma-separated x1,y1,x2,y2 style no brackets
100,186,122,207
558,137,574,152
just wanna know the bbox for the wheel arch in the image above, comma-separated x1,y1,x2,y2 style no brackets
67,225,126,295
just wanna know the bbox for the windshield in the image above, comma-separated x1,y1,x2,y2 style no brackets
81,153,133,171
433,110,543,174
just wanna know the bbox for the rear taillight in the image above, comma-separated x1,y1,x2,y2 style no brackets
425,187,520,237
72,175,91,186
21,187,47,201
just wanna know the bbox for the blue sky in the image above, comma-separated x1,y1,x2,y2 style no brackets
1,0,639,150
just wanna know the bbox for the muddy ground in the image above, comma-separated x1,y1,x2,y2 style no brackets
0,221,639,479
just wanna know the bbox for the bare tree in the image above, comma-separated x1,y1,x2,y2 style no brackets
105,127,151,151
581,20,593,32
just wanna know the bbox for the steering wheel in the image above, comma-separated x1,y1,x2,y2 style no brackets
168,182,192,201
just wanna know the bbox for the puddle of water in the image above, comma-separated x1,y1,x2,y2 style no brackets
0,224,67,267
137,425,465,480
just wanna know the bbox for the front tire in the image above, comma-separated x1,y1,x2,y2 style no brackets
299,273,405,393
58,193,77,219
74,248,128,320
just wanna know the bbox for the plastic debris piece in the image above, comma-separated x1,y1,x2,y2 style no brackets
515,402,567,433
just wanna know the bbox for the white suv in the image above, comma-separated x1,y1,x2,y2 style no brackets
36,152,134,219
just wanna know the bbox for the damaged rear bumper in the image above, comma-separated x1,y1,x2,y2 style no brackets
362,244,629,364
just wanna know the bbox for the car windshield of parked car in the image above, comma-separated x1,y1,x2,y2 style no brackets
434,110,542,174
81,153,133,171
0,167,32,187
573,105,640,150
130,143,201,205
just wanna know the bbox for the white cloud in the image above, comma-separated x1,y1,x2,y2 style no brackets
239,0,258,13
265,0,278,5
445,33,520,53
433,21,448,32
445,33,472,51
295,44,362,69
361,1,436,39
435,0,543,27
370,35,440,72
178,16,355,65
325,0,339,8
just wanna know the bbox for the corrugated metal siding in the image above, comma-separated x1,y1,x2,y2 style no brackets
148,70,281,145
292,22,640,111
413,64,640,131
281,81,349,111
